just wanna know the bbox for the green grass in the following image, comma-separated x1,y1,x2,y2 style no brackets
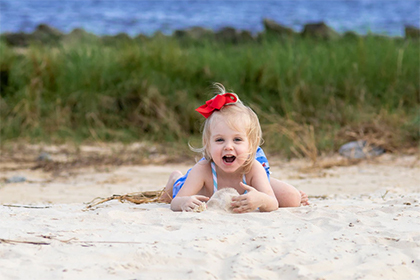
0,35,419,157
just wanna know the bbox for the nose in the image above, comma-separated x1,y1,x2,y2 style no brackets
224,140,233,150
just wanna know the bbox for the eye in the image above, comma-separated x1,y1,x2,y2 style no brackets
215,138,224,142
234,137,243,142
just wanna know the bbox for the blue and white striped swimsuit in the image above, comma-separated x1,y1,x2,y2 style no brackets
172,147,270,198
210,161,247,193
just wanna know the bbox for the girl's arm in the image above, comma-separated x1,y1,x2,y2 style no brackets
231,161,278,213
170,162,210,211
171,195,209,211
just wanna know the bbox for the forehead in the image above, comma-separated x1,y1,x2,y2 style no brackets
210,115,247,136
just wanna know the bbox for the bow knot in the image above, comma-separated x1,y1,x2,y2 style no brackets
195,93,238,118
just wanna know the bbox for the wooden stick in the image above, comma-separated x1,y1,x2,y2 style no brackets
0,238,50,245
2,204,52,209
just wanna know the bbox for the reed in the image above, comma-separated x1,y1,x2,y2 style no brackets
0,35,418,157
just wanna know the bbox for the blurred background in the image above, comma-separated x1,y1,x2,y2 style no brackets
1,0,419,36
0,0,419,162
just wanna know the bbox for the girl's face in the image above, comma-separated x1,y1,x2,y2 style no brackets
208,117,250,174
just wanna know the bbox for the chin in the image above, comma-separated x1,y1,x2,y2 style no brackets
220,163,244,172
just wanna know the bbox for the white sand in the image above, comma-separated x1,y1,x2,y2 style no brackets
1,150,419,279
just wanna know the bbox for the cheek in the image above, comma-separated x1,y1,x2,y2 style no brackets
208,145,218,156
241,144,251,156
212,145,222,153
240,141,250,150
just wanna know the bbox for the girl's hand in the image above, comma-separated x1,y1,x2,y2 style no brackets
231,182,263,213
181,195,209,212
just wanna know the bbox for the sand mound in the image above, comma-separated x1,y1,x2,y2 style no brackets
207,188,239,213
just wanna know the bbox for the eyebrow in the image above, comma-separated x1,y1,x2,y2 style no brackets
211,133,246,138
212,135,223,139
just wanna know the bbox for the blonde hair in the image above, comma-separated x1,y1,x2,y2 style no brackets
195,83,263,174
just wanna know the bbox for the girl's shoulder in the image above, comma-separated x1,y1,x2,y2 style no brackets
194,158,211,166
189,159,213,192
245,159,268,182
190,158,212,174
249,158,265,172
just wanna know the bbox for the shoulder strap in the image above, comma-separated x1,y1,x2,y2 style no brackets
211,161,218,193
212,162,247,194
242,174,248,194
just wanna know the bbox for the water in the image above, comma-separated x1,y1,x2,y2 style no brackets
0,0,419,37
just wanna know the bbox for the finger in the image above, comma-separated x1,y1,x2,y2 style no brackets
230,200,242,207
192,199,205,206
232,205,250,213
231,195,240,202
231,200,248,208
232,197,247,204
194,195,210,202
232,195,248,202
191,200,200,206
239,182,255,192
182,205,192,212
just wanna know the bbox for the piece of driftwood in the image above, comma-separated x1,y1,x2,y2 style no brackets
0,238,50,245
85,189,167,209
2,204,52,209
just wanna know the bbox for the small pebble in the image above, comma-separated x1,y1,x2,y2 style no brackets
6,176,26,183
339,140,385,159
37,152,52,161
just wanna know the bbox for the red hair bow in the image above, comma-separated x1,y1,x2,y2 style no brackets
195,93,238,118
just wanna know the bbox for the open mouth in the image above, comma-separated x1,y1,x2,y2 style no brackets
223,155,236,163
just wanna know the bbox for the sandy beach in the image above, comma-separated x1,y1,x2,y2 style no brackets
1,144,419,279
